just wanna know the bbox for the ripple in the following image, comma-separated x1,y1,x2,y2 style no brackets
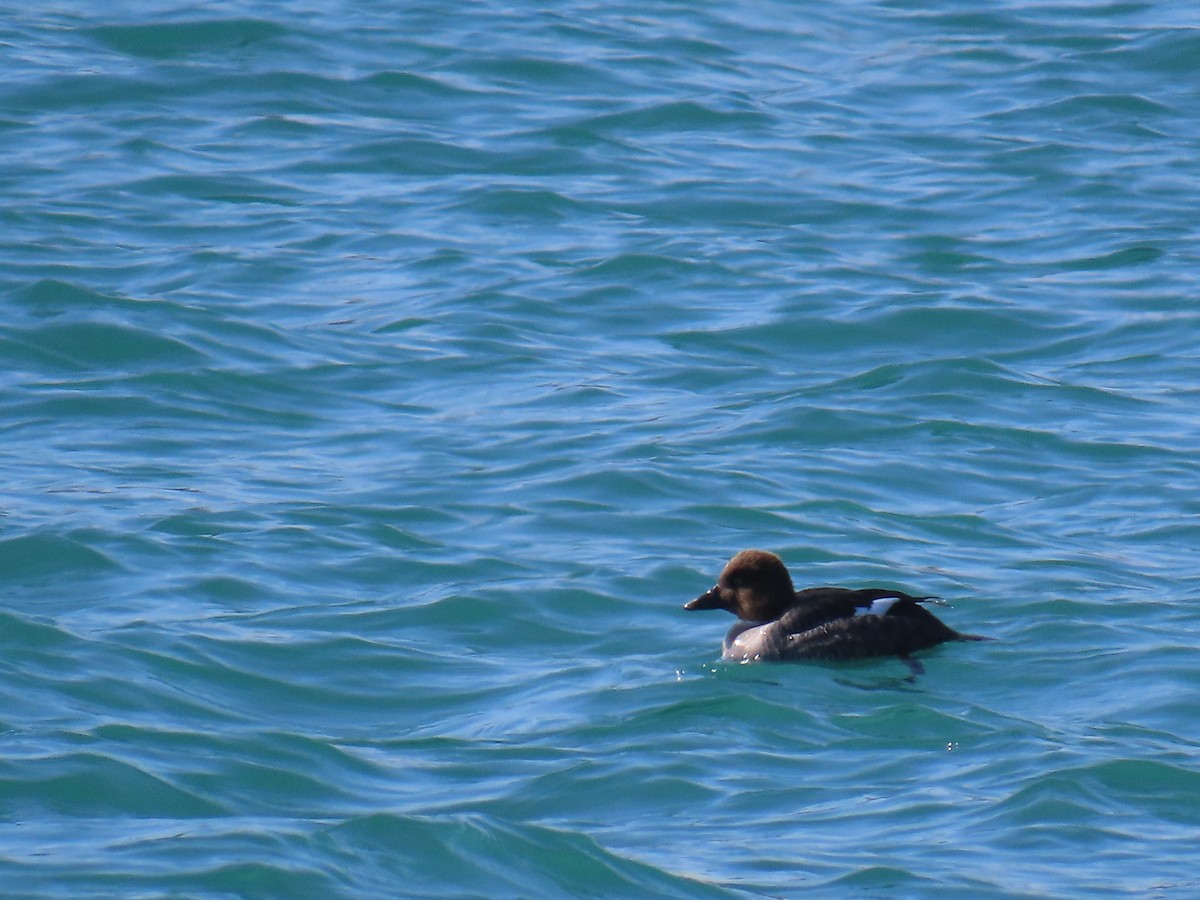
0,751,224,817
320,812,736,898
0,533,119,581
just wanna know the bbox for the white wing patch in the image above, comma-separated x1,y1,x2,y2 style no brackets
857,597,900,617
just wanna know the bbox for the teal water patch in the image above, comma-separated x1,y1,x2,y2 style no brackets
4,0,1200,897
86,19,288,59
0,533,119,581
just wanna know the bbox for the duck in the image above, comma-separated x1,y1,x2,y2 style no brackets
685,549,985,671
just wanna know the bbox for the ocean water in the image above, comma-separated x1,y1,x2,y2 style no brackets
3,0,1200,896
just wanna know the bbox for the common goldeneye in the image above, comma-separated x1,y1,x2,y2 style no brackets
685,549,984,670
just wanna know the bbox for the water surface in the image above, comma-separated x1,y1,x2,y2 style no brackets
3,1,1200,896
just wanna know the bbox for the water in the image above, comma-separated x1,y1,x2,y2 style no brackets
3,1,1200,896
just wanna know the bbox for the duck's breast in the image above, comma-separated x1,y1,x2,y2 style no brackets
722,620,792,661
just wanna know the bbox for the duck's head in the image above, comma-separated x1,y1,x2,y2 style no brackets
684,549,796,623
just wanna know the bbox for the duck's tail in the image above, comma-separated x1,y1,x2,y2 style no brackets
954,631,994,642
914,599,991,643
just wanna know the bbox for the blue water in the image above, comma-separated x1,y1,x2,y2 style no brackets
4,1,1200,896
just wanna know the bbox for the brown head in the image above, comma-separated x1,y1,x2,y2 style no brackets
684,549,797,623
